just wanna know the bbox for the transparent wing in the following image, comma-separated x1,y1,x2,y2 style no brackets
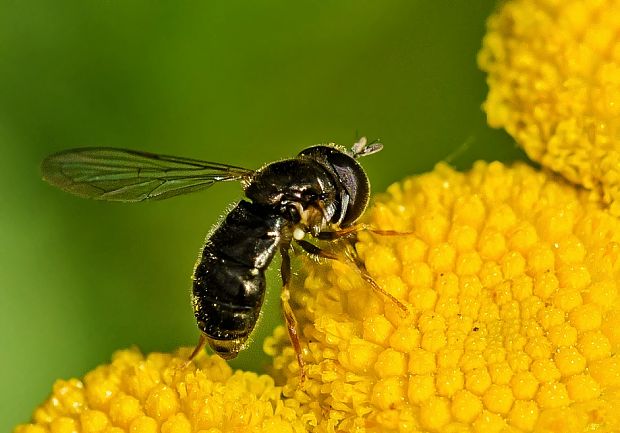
41,147,254,202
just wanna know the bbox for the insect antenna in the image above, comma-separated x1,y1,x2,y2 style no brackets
350,136,383,159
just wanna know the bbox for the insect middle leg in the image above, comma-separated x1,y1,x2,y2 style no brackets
280,246,306,382
296,239,409,313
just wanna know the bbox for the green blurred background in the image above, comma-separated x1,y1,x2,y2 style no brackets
0,1,526,429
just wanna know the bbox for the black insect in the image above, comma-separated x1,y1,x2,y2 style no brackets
41,138,406,374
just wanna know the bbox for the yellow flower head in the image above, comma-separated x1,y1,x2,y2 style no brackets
15,162,620,433
478,0,620,215
14,348,310,433
268,161,620,433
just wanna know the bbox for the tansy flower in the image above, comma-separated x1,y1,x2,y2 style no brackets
478,0,620,215
14,162,620,433
14,348,312,433
267,161,620,433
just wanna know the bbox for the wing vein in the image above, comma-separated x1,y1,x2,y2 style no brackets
41,147,254,202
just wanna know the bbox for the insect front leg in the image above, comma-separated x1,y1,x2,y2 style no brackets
296,238,409,314
295,239,339,260
280,246,306,383
316,223,413,241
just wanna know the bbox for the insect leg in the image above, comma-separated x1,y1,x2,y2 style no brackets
180,333,207,369
295,239,338,259
317,224,412,240
188,333,207,361
296,239,409,314
355,259,409,313
280,246,306,382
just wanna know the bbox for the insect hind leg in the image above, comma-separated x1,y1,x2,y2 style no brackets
178,333,207,369
188,333,207,361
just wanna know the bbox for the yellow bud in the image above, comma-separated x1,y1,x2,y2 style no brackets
420,397,451,432
531,359,561,383
577,331,612,361
569,303,603,331
365,244,400,278
339,337,380,373
408,348,436,375
465,368,492,396
362,315,394,346
483,385,514,415
428,243,456,273
473,410,505,433
435,368,464,397
80,410,109,433
389,326,421,353
129,416,157,433
408,374,435,404
508,400,538,432
145,385,180,421
161,413,191,433
589,355,620,388
50,417,78,433
552,289,582,312
554,347,586,377
565,374,601,402
547,322,578,347
374,349,407,378
510,371,538,400
371,377,405,411
488,361,513,385
421,329,447,353
109,395,143,428
536,383,569,409
451,389,483,423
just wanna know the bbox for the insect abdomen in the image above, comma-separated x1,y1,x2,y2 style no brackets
192,200,284,359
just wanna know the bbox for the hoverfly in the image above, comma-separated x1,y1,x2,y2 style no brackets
41,138,407,374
